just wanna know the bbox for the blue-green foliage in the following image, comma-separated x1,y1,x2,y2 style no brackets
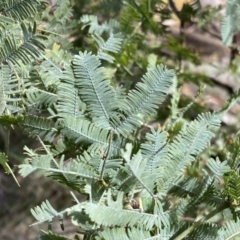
1,1,240,240
17,35,237,240
221,0,240,46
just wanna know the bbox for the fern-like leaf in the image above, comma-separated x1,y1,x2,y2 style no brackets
141,128,168,191
61,116,109,146
114,64,174,137
218,219,240,239
20,115,57,141
164,112,221,191
72,51,120,129
120,3,142,33
187,223,220,240
40,231,70,240
221,0,240,46
207,158,230,181
2,0,45,21
0,22,45,65
80,15,121,35
96,227,153,240
85,202,165,230
30,200,63,226
113,143,150,194
92,33,123,63
19,148,98,182
0,64,22,115
57,82,85,119
224,170,240,207
24,86,57,109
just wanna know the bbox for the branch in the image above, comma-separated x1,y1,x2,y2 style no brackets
174,203,229,240
168,0,181,20
100,130,113,180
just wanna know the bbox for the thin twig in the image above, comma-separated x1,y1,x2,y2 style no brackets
174,203,229,240
37,135,59,168
100,130,113,180
168,0,181,20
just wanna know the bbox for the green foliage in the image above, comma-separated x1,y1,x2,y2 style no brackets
1,0,240,240
0,151,20,186
40,231,71,240
221,0,240,46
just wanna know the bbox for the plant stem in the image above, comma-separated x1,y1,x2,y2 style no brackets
174,203,229,240
100,130,113,180
6,127,10,156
